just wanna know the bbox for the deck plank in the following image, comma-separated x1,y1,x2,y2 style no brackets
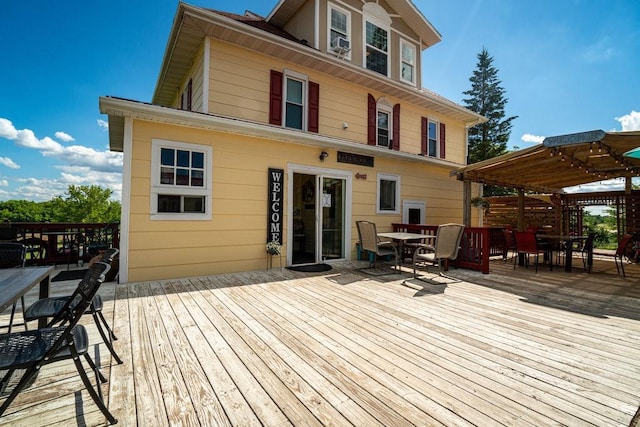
0,258,639,426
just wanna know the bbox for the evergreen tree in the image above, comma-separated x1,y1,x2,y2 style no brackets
463,48,518,196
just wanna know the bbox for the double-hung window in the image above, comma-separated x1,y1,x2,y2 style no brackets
428,120,438,157
400,40,416,85
329,4,350,58
151,139,212,220
365,20,389,76
377,173,400,214
377,109,391,148
285,75,305,130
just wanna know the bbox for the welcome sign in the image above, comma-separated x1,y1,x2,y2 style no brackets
267,168,284,245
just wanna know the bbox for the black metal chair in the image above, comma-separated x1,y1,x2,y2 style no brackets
0,243,27,334
23,248,122,364
0,262,117,424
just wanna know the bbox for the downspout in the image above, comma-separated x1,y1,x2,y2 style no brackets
314,0,320,49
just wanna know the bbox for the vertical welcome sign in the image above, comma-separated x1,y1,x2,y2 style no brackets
267,168,284,245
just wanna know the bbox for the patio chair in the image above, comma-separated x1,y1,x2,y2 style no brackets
513,231,552,273
412,223,465,280
614,234,633,277
578,232,595,273
0,243,27,334
356,221,398,269
502,228,516,262
23,248,122,364
0,262,117,425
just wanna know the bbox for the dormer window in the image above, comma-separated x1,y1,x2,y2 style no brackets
365,21,388,76
400,40,416,85
329,4,350,59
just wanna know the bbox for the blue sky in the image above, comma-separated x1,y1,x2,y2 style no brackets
1,0,639,202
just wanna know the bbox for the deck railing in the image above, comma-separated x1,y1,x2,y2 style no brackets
0,222,120,267
392,224,505,274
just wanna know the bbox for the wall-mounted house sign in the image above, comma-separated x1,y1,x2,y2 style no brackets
337,151,374,167
267,168,284,245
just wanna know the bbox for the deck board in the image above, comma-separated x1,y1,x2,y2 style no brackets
1,258,639,426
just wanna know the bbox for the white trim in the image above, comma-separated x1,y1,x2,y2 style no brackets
402,200,426,224
327,2,351,60
399,38,416,86
287,163,353,264
283,69,308,131
363,16,391,78
119,117,133,284
376,172,401,214
314,0,320,49
427,118,439,158
150,139,213,220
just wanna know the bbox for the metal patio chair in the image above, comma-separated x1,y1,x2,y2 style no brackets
0,262,117,424
412,223,465,280
23,248,122,364
356,221,398,269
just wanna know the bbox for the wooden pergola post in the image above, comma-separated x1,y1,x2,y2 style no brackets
463,180,471,226
517,188,525,231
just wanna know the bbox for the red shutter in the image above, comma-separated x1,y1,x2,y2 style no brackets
187,79,192,111
367,94,376,146
421,117,427,155
269,70,283,126
308,81,319,133
439,122,446,158
392,103,400,151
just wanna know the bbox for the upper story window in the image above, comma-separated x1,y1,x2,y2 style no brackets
365,20,389,76
400,40,416,85
285,74,305,130
151,139,212,220
428,120,438,157
377,108,391,148
329,4,351,59
269,69,319,133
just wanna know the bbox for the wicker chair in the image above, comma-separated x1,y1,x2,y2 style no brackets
356,221,399,269
0,262,117,424
412,223,465,279
24,248,122,364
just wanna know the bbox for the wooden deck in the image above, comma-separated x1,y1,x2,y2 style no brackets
1,257,640,426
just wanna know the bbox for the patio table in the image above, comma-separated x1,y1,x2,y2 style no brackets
0,266,54,329
537,235,589,272
377,232,436,269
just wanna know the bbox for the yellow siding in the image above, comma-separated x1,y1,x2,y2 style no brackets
125,117,469,281
207,40,468,164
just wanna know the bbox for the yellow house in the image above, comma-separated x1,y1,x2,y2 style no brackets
99,0,485,282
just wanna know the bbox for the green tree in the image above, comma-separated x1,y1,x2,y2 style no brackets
463,48,518,196
61,185,121,223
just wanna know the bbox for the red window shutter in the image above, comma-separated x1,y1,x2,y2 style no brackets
308,81,319,133
392,103,400,151
367,94,376,146
269,70,283,126
421,117,428,155
187,79,192,111
439,122,446,158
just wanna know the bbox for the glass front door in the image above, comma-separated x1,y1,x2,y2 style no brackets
321,177,345,261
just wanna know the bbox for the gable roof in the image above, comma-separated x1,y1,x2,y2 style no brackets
267,0,441,49
152,2,483,125
453,130,640,193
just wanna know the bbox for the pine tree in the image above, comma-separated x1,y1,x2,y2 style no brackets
463,48,518,196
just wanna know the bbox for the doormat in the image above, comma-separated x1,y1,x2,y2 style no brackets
286,263,332,273
52,268,88,282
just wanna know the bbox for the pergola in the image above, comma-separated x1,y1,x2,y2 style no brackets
454,130,640,233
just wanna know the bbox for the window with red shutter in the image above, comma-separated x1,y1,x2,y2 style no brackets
392,103,400,150
367,94,377,146
421,117,428,155
308,81,319,133
439,123,446,159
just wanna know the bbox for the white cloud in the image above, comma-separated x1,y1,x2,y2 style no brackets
55,131,75,142
0,179,8,187
0,118,19,140
0,157,19,169
579,37,615,64
521,133,545,144
97,119,109,130
615,110,640,131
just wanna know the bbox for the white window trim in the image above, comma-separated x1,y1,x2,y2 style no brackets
402,200,426,224
150,139,213,221
399,38,416,86
428,119,439,158
282,69,308,131
363,16,391,78
327,3,351,60
377,97,393,148
376,172,400,214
